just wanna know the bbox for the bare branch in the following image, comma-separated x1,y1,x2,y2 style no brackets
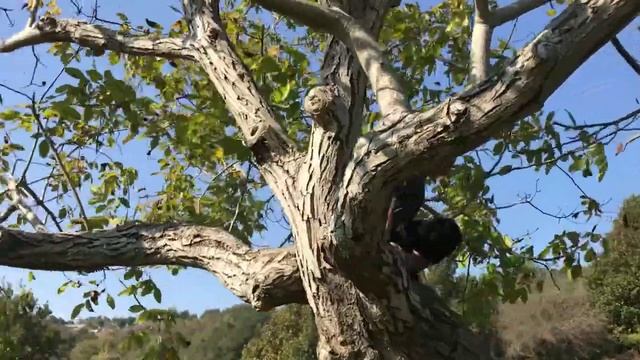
610,36,640,76
25,0,41,28
0,223,305,311
254,0,409,116
553,107,640,130
18,181,63,232
0,205,18,224
33,109,90,230
470,0,493,84
2,173,47,232
0,7,15,27
0,16,195,60
490,0,548,26
623,132,640,151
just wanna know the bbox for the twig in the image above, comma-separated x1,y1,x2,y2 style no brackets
554,164,591,199
30,100,90,230
0,205,18,223
18,180,63,231
532,259,560,291
3,173,47,232
611,36,640,76
623,132,640,151
553,107,640,130
0,7,15,27
278,233,294,247
28,46,43,86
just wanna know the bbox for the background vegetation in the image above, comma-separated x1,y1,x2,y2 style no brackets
6,194,640,359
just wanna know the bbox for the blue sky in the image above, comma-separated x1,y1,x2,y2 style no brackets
0,1,638,320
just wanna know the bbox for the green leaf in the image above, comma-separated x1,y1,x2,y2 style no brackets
569,264,582,280
0,110,21,120
65,67,87,81
86,69,103,82
153,288,162,303
71,303,84,319
119,197,131,208
497,165,512,175
27,272,35,282
124,268,137,280
566,231,580,246
568,157,586,173
106,294,116,309
129,305,145,313
76,216,110,231
38,140,49,158
492,141,505,155
217,137,251,161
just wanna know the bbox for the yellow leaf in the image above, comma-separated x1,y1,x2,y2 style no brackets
503,235,513,248
546,9,557,16
214,147,224,161
267,46,280,58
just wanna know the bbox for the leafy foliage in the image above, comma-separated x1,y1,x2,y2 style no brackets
242,304,318,360
0,0,635,356
0,283,72,359
589,195,640,337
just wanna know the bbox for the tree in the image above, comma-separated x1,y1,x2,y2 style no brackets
0,282,69,359
589,195,640,337
242,305,318,360
0,0,638,358
180,305,269,359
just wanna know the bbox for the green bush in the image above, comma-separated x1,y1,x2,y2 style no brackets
589,195,640,335
242,304,317,360
0,282,70,359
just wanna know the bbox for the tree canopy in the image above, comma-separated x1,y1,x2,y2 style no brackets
0,0,638,358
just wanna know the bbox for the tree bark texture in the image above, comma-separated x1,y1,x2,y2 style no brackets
0,0,637,358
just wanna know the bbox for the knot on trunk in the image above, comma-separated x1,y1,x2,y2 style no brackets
304,85,341,132
36,16,58,31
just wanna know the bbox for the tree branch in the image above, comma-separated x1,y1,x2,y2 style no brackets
490,0,548,26
253,0,409,116
338,0,640,280
470,0,493,84
183,0,298,205
0,16,195,60
610,36,640,76
2,173,47,232
0,205,18,224
0,223,305,311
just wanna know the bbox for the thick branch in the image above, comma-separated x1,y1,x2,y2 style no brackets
339,0,640,279
470,0,493,84
490,0,548,26
610,36,640,76
0,16,195,60
0,223,304,311
183,0,298,208
254,0,409,116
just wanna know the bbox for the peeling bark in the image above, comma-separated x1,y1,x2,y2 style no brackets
0,224,304,311
0,0,637,358
0,16,194,59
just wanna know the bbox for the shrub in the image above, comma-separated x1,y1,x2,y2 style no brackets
589,195,640,335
